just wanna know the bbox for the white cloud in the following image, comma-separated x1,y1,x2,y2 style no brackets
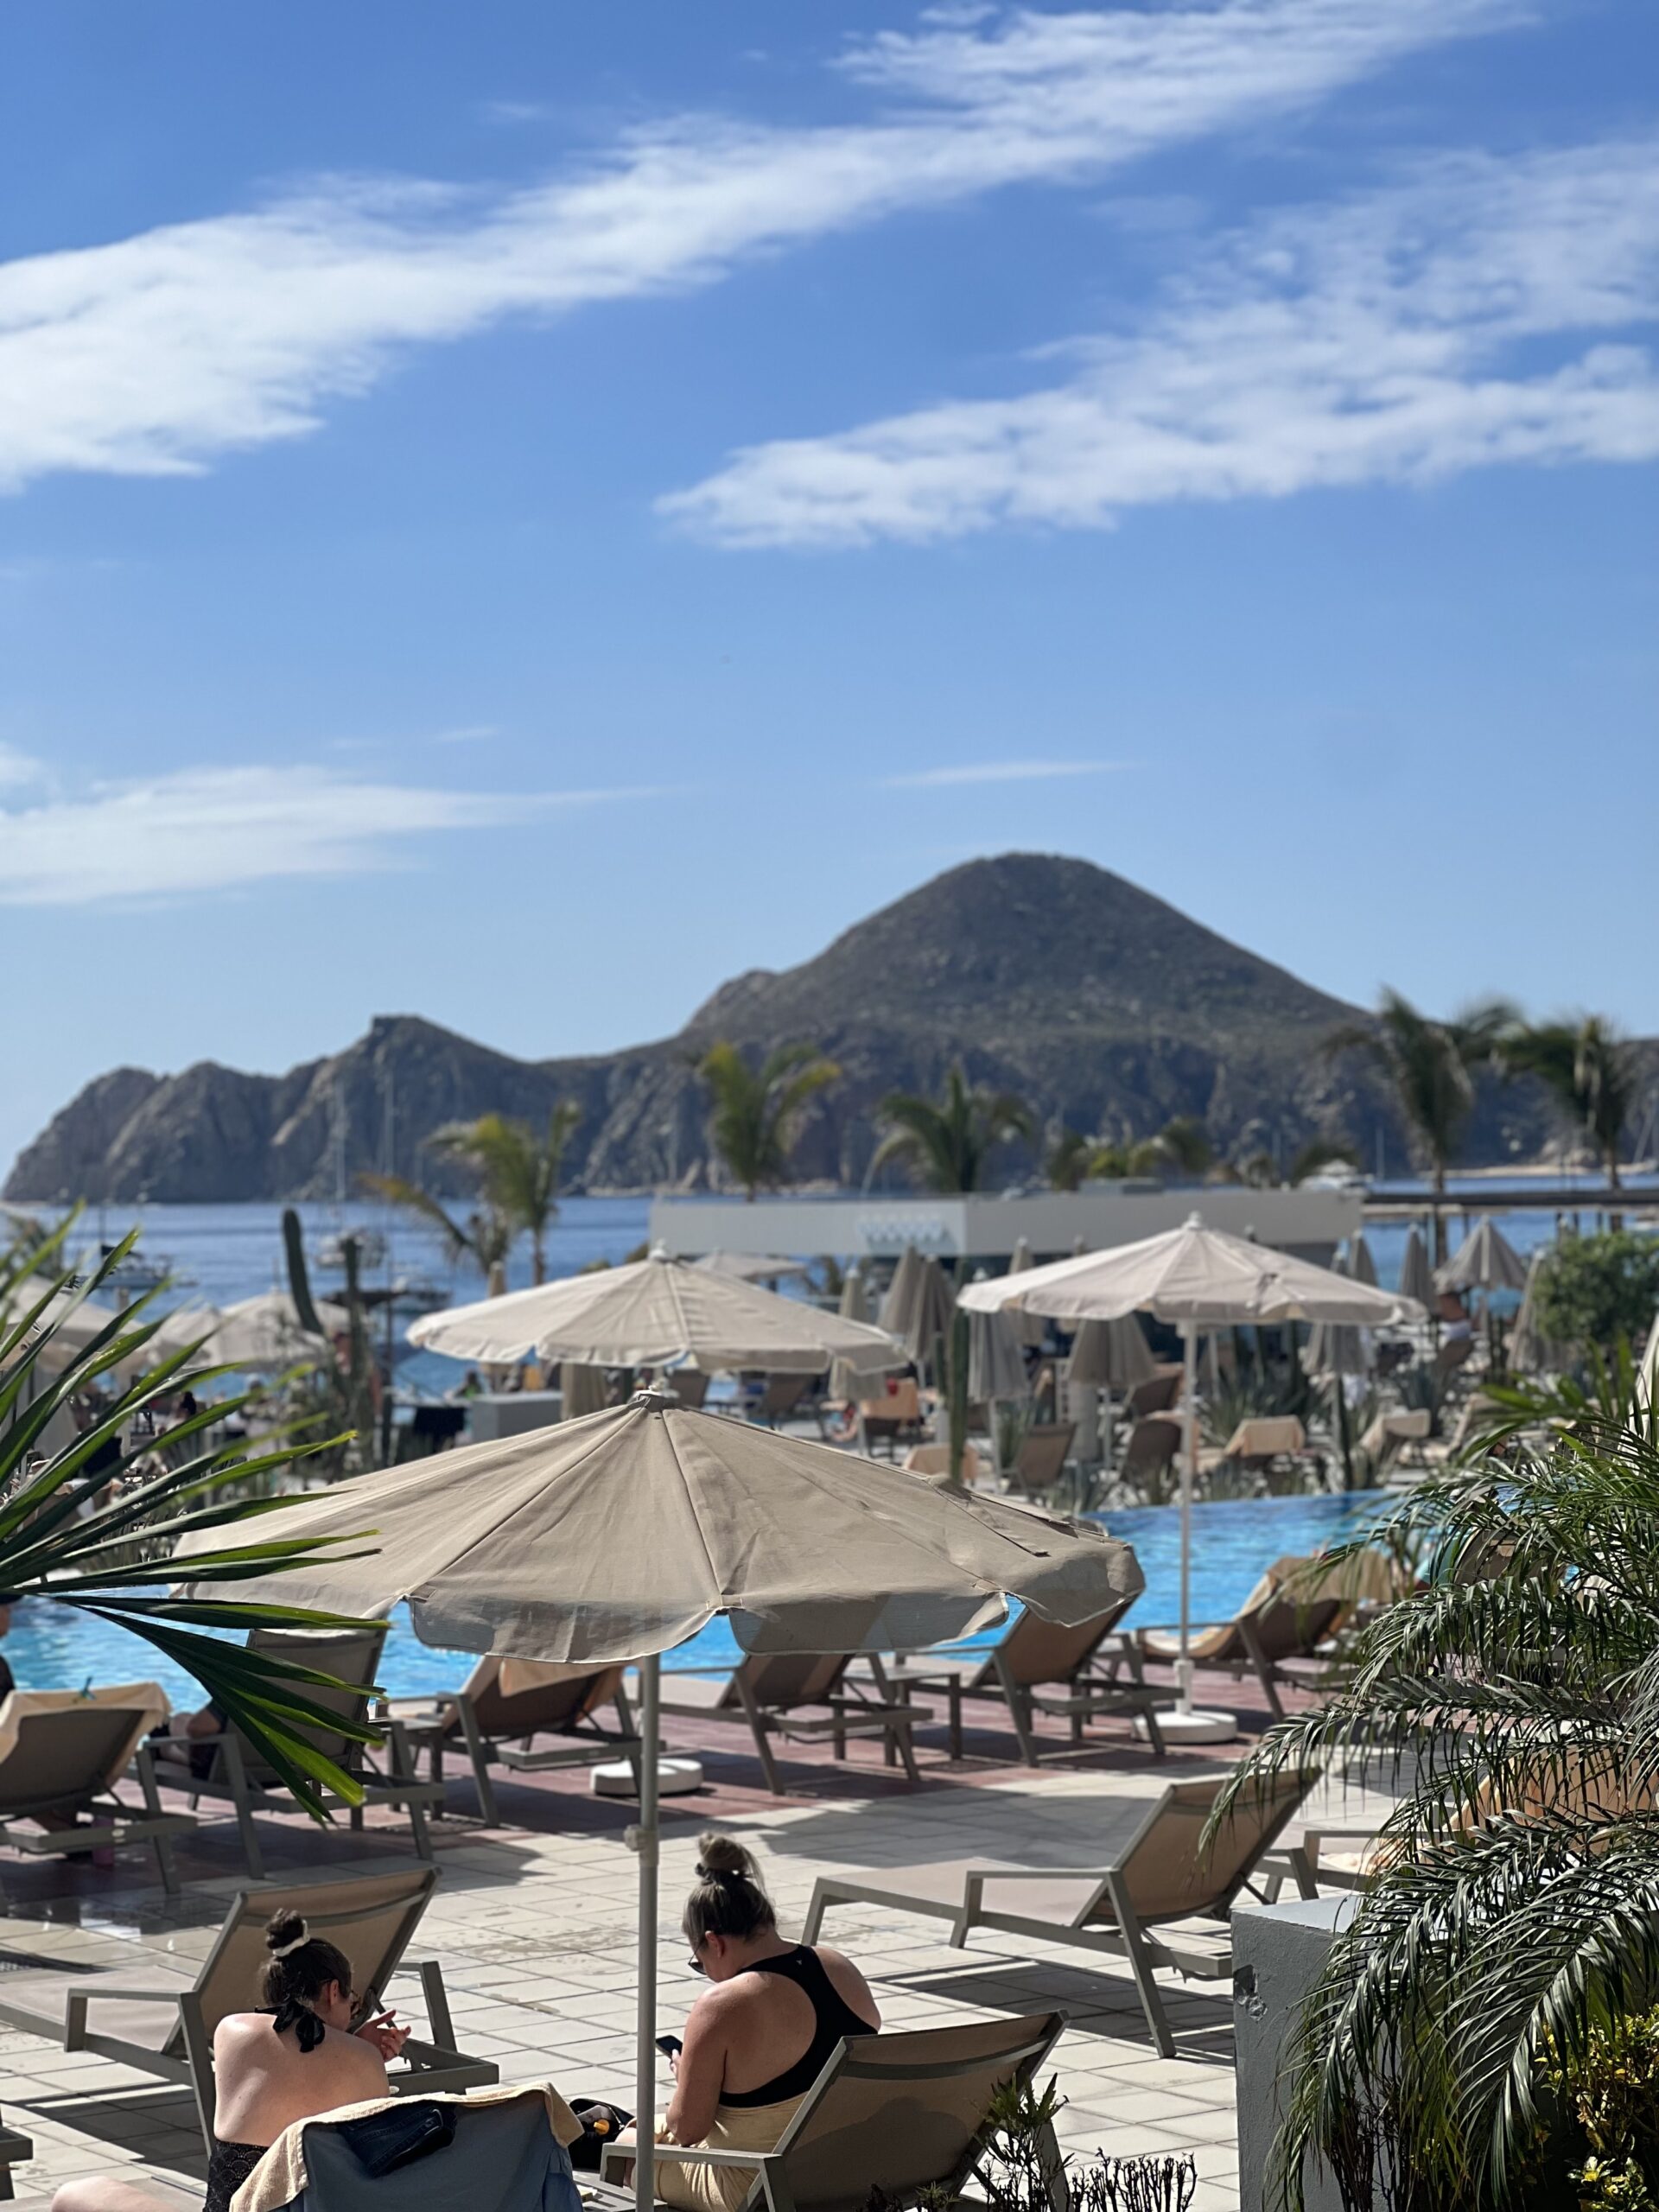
883,758,1125,786
0,763,651,905
662,139,1659,546
0,743,43,791
431,722,499,744
0,0,1519,491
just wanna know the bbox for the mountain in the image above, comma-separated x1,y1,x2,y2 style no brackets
6,853,1562,1202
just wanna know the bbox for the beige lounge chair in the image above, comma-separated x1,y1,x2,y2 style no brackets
1,2115,32,2199
902,1442,987,1488
882,1595,1167,1764
144,1628,442,1879
1117,1414,1182,1499
600,2012,1066,2212
1127,1366,1183,1418
0,1683,195,1895
387,1656,642,1826
858,1380,925,1455
659,1652,925,1796
752,1373,815,1427
803,1771,1314,2057
1003,1422,1074,1502
0,1866,496,2152
1139,1554,1357,1719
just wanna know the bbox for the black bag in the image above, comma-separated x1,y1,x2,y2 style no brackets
336,2099,458,2177
568,2100,633,2173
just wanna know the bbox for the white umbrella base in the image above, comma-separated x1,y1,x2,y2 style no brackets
1135,1707,1238,1745
593,1757,704,1800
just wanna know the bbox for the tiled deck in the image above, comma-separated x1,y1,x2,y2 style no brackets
0,1675,1395,2211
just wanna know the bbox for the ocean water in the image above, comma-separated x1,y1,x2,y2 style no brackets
0,1489,1389,1703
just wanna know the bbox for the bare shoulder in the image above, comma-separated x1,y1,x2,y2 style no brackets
212,2010,270,2056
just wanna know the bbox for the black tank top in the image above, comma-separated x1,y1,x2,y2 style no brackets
720,1946,877,2108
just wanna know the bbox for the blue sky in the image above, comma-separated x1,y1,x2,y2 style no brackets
0,1,1655,1171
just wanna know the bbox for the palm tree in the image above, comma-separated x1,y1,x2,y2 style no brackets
697,1041,840,1200
1214,1364,1659,2208
1046,1127,1092,1193
1499,1014,1637,1194
0,1223,382,1815
428,1105,582,1282
1325,991,1516,1260
360,1175,513,1289
872,1066,1034,1194
1289,1135,1360,1185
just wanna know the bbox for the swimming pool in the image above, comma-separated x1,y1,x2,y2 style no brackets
0,1490,1389,1702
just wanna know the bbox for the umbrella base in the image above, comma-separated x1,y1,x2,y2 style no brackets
592,1757,704,1800
1136,1707,1237,1745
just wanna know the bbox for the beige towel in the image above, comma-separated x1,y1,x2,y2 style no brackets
0,1681,169,1775
650,2094,806,2212
231,2081,582,2212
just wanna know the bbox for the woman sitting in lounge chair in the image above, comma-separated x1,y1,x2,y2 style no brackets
51,1908,409,2212
645,1832,880,2212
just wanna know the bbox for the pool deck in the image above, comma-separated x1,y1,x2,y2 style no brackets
0,1669,1398,2210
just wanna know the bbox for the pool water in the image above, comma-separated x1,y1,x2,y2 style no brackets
0,1491,1388,1702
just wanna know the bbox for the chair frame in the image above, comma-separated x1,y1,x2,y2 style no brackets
661,1657,925,1796
0,2120,32,2203
391,1673,644,1827
0,1725,194,1897
0,1870,497,2152
598,2012,1067,2212
802,1778,1315,2057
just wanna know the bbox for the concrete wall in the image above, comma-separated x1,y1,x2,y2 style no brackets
1232,1894,1356,2212
651,1185,1361,1265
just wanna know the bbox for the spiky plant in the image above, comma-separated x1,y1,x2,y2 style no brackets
697,1041,841,1201
1325,992,1516,1259
1212,1353,1659,2209
0,1223,385,1816
873,1066,1033,1195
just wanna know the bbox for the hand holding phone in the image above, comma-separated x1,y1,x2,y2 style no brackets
656,2034,683,2075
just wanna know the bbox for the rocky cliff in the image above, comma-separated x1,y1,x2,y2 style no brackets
7,853,1564,1201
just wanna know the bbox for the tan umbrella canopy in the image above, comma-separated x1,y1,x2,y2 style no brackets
1509,1250,1573,1376
1006,1236,1046,1347
147,1291,350,1369
1349,1233,1378,1288
559,1363,612,1419
1066,1313,1156,1390
409,1249,899,1377
1436,1215,1528,1296
178,1389,1141,2207
692,1252,813,1284
966,1300,1029,1402
879,1245,956,1368
830,1264,890,1400
961,1213,1421,1738
1398,1223,1434,1308
1304,1250,1371,1381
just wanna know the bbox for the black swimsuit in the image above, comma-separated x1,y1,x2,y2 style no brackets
720,1946,877,2107
202,2136,264,2212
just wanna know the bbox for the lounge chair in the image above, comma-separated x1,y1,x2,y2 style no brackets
659,1652,925,1796
858,1379,926,1456
144,1628,442,1879
1116,1414,1182,1499
881,1595,1168,1764
1139,1554,1366,1719
1,2115,33,2200
222,2082,581,2210
1199,1415,1306,1478
665,1369,710,1411
0,1683,195,1895
387,1656,642,1825
803,1771,1315,2057
1003,1422,1074,1502
599,2012,1066,2212
902,1442,987,1488
1127,1366,1183,1418
751,1373,816,1428
0,1866,497,2152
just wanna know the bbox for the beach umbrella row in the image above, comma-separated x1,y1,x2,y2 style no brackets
879,1244,956,1369
1436,1213,1528,1296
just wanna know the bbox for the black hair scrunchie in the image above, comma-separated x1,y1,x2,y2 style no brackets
271,1997,327,2052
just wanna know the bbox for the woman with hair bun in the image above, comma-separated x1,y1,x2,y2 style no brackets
643,1832,880,2212
49,1910,409,2212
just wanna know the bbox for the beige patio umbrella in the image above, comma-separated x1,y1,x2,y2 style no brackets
179,1391,1141,2209
879,1244,956,1370
1006,1236,1046,1346
1435,1214,1527,1297
1066,1314,1156,1389
409,1248,899,1377
1398,1224,1435,1309
1349,1233,1378,1288
1508,1250,1573,1376
966,1300,1029,1402
961,1213,1421,1740
829,1263,889,1401
146,1291,350,1369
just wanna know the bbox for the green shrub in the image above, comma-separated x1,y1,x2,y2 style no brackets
1535,1233,1659,1358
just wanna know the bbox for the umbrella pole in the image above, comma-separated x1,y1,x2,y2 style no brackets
1179,1322,1196,1717
634,1652,660,2212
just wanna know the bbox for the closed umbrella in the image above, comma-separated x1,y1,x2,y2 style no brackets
1006,1236,1046,1347
961,1213,1421,1740
1398,1224,1434,1309
830,1265,889,1401
1509,1251,1573,1376
1304,1251,1370,1382
1066,1315,1155,1390
879,1246,955,1370
692,1252,813,1284
180,1393,1142,2212
559,1363,611,1419
410,1249,899,1377
967,1303,1028,1402
1349,1234,1378,1288
1435,1215,1527,1297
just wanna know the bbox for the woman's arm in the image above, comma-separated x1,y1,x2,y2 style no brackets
663,1993,730,2146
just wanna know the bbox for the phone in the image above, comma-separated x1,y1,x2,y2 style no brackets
655,2036,683,2059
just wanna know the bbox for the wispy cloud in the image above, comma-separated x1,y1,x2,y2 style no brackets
664,138,1659,547
0,0,1519,491
0,763,653,905
883,759,1127,787
431,721,499,744
0,743,43,791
